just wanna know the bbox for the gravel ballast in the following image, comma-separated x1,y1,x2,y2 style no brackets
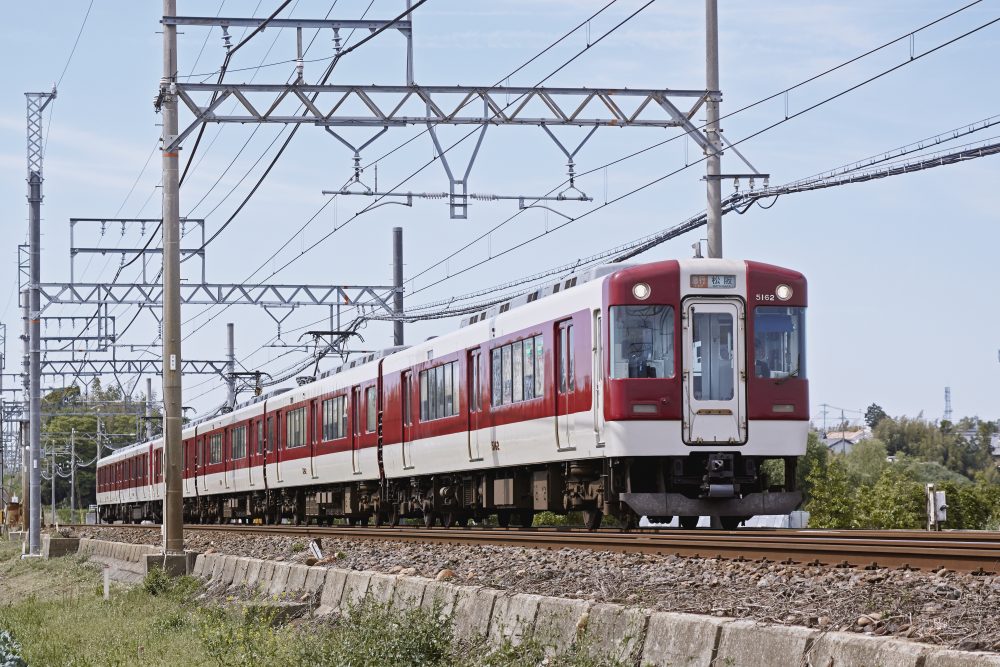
74,526,1000,653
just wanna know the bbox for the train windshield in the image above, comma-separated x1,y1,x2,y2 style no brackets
753,306,806,379
610,305,675,379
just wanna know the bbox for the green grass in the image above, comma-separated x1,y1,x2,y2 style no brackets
0,540,631,666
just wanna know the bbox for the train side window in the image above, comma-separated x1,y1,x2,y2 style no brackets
365,387,377,433
287,407,307,447
209,434,222,464
323,396,347,440
257,421,264,454
558,323,574,392
610,305,675,379
267,417,275,452
753,306,806,379
419,362,459,421
232,425,247,459
490,336,544,407
511,340,524,402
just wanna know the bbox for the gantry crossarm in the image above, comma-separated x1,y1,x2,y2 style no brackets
39,358,230,377
37,283,397,311
162,16,412,31
167,83,719,151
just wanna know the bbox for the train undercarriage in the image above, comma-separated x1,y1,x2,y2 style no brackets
100,453,802,531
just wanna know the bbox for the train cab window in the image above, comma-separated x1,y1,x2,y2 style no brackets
286,407,307,447
610,305,675,379
322,396,348,440
365,388,377,433
209,434,223,464
754,306,806,379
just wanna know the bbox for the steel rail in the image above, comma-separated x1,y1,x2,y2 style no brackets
76,524,1000,573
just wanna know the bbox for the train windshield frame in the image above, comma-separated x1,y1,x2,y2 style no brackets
609,305,675,379
753,306,806,379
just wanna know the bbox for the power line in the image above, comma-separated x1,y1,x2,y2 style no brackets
175,0,627,355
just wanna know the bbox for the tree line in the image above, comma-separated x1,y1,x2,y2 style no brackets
801,405,1000,529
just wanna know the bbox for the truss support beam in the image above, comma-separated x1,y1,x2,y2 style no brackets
162,16,412,31
37,283,397,311
39,358,230,377
167,83,717,151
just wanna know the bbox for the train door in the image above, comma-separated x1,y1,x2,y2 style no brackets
309,399,319,479
593,310,606,446
555,320,575,451
183,441,192,496
249,418,264,488
224,428,233,491
247,420,256,487
350,386,362,474
466,350,482,461
401,371,414,469
197,434,206,494
266,414,277,485
274,412,283,483
682,299,747,444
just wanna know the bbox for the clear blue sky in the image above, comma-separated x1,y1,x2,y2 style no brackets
1,1,998,423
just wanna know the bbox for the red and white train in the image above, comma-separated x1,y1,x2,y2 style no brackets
96,258,807,530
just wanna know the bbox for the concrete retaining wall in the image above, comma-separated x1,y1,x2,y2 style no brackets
78,539,1000,666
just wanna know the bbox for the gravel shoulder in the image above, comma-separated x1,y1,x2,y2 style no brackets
73,526,1000,653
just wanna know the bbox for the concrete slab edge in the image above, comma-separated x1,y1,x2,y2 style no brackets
77,540,1000,666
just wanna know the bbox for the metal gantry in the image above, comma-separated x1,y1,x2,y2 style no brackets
25,88,56,555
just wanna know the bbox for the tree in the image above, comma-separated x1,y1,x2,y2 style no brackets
842,438,889,488
865,403,888,429
805,456,855,528
855,468,924,529
797,431,829,503
40,380,157,512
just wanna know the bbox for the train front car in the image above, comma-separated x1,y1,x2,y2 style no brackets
603,259,807,529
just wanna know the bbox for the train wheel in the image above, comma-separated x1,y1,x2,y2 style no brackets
621,511,639,532
423,511,438,528
388,506,401,527
679,516,699,530
441,511,457,529
496,510,511,528
516,509,534,528
719,516,742,530
583,510,603,531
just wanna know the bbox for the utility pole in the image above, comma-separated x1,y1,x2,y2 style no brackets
50,444,55,525
393,228,404,346
70,429,75,517
225,324,236,409
26,89,56,554
704,0,723,259
21,289,29,532
160,0,184,557
145,378,154,441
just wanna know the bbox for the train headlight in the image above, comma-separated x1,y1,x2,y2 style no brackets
775,284,793,301
632,282,651,300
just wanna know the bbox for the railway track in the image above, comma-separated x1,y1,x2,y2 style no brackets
75,524,1000,573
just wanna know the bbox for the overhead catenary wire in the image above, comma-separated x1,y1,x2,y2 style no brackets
178,0,638,343
176,0,635,380
128,3,997,412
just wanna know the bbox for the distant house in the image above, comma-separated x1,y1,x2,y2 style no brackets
990,434,1000,467
823,429,869,455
